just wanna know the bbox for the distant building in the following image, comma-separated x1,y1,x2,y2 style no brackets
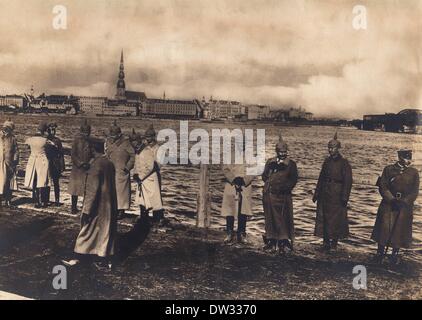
0,95,26,109
200,98,245,119
363,109,422,133
107,50,146,116
29,94,74,113
246,104,270,120
304,112,314,121
78,96,108,115
103,100,138,116
142,98,200,119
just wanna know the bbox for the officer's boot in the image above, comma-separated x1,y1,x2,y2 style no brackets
322,238,331,251
263,237,276,252
277,240,287,255
40,187,49,207
224,216,235,244
374,244,385,263
140,205,149,219
237,214,248,244
34,189,42,208
117,210,126,220
390,248,401,265
330,239,338,250
71,195,78,214
54,179,61,206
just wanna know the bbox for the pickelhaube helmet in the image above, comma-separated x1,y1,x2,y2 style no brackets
3,118,15,131
38,121,49,133
328,131,341,148
109,120,122,136
144,124,156,138
275,130,288,152
80,119,91,134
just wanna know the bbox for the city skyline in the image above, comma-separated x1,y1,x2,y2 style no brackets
0,0,420,118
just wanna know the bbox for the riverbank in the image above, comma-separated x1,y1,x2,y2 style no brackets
0,206,421,300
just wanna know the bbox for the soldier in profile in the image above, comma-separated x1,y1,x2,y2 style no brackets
0,119,19,208
46,122,65,206
68,120,92,214
371,149,420,264
63,137,118,270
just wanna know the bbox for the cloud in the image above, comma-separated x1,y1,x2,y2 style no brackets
0,0,420,118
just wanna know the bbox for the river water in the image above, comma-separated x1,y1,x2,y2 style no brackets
3,114,422,262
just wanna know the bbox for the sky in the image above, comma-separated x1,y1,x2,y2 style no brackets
0,0,420,118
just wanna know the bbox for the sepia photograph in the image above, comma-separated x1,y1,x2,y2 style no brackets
0,0,421,306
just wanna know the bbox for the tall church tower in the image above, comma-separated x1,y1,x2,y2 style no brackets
116,50,126,100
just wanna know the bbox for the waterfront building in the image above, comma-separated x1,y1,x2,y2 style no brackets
78,96,108,115
142,98,200,119
0,95,26,109
245,104,270,120
200,98,245,120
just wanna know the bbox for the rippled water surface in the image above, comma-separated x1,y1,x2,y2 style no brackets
4,114,422,262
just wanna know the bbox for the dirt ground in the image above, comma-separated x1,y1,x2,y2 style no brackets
0,206,421,300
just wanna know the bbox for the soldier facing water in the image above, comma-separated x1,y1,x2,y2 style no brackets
312,132,353,251
105,121,135,220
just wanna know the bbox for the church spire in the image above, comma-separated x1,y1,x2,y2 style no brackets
116,49,126,100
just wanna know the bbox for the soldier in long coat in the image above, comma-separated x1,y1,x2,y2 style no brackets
262,136,298,254
105,122,135,219
63,138,118,269
221,143,255,244
68,120,91,214
312,132,353,251
371,149,419,263
0,120,19,207
46,122,65,206
133,125,164,224
24,122,51,208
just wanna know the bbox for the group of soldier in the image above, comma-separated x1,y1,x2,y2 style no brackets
0,118,420,269
220,131,419,265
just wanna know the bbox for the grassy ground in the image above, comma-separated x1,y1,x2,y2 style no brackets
0,206,421,300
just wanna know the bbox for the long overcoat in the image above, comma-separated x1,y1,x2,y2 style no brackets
371,163,419,249
313,154,353,239
74,155,118,257
24,136,50,188
46,136,65,179
221,162,255,217
0,132,19,194
68,134,91,196
105,135,135,210
134,143,163,211
262,158,298,242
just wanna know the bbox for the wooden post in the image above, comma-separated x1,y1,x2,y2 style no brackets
197,163,211,228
